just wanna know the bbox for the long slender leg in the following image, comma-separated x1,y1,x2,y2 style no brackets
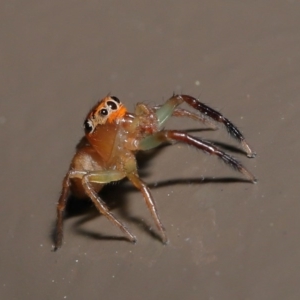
81,170,137,243
179,95,256,157
139,130,256,183
127,172,167,244
135,102,217,130
54,173,71,251
155,94,255,158
154,106,218,130
55,169,136,250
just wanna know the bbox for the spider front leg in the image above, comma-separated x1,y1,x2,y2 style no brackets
154,106,218,130
127,172,167,244
139,130,256,183
155,94,256,158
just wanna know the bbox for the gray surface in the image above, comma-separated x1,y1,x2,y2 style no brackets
1,1,299,299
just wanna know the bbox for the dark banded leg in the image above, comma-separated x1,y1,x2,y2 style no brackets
155,94,256,158
139,130,256,183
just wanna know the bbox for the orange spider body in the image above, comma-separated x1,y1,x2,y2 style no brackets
54,94,256,250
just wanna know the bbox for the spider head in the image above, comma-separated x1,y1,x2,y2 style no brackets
83,96,127,134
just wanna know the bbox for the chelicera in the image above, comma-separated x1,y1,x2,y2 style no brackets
54,94,256,250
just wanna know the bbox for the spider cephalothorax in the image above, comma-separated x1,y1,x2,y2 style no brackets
54,94,256,250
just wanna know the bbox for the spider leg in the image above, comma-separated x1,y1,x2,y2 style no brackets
139,130,256,183
54,173,71,251
127,172,167,244
80,170,137,243
154,106,218,130
155,94,256,158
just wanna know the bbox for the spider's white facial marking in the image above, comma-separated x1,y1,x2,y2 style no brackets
83,118,95,133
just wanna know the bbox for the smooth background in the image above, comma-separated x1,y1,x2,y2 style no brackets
1,1,299,299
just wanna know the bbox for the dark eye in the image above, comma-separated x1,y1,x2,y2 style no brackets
111,96,120,103
100,109,108,116
107,100,118,110
83,119,93,133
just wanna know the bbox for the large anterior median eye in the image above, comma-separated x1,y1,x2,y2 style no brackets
83,119,94,133
107,100,118,110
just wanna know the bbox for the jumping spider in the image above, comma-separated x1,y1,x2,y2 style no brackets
54,94,256,250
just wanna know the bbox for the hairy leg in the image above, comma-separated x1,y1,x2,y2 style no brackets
153,106,217,130
155,94,255,157
127,172,167,244
54,173,71,250
80,170,137,243
138,130,256,183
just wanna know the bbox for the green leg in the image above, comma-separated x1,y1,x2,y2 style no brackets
155,95,184,128
138,131,169,150
80,170,126,183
